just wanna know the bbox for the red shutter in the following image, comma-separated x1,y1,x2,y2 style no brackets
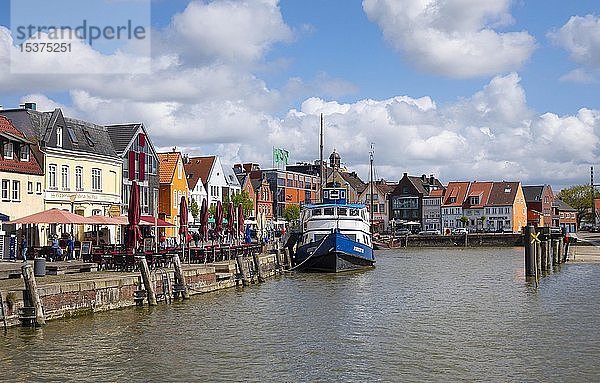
128,151,135,181
139,152,146,182
138,133,146,147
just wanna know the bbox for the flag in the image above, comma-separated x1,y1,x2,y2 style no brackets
273,147,289,166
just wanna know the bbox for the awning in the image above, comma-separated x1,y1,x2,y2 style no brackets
6,208,90,224
0,212,9,222
140,216,175,227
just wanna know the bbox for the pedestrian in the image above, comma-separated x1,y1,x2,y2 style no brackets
21,235,28,263
67,234,75,262
192,231,200,247
51,235,62,261
160,234,167,250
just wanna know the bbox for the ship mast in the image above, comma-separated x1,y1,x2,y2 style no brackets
369,143,374,232
320,113,324,202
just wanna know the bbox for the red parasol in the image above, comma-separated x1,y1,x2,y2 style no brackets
179,195,189,243
7,208,92,225
227,202,235,239
200,198,208,242
215,200,223,241
126,181,142,254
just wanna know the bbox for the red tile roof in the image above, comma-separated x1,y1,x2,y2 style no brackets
443,182,470,206
0,116,43,175
184,156,215,190
157,152,181,184
464,181,493,208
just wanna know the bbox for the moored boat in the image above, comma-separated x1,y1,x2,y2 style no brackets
293,187,375,272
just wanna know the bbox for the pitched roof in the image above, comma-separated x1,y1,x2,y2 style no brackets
105,123,141,154
464,181,494,208
488,181,521,206
0,116,43,175
427,189,444,197
340,171,366,194
522,185,544,202
183,156,215,190
223,165,241,188
158,152,181,184
552,199,576,212
443,182,470,206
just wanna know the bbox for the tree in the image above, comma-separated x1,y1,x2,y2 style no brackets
479,215,487,231
459,215,469,228
232,191,254,217
190,197,199,222
557,184,593,225
208,204,216,218
283,204,300,223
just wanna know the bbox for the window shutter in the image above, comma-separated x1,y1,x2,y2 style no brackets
128,151,135,181
139,152,146,181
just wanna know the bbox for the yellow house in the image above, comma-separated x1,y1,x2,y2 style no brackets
1,107,122,244
158,151,189,239
486,181,528,233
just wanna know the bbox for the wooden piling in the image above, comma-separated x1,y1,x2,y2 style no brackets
524,226,535,277
235,253,250,286
21,264,45,326
172,254,190,299
137,256,158,306
252,248,265,283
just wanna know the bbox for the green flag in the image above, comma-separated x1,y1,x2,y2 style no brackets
273,147,289,166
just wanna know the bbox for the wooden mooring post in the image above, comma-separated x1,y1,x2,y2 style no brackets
172,254,190,299
524,226,536,279
21,264,45,326
137,256,158,306
235,251,251,286
252,245,265,283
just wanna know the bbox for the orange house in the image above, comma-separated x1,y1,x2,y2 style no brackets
157,152,189,238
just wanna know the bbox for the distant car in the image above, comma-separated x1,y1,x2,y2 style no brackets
418,230,440,236
452,228,468,235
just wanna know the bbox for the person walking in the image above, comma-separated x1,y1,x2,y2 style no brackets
21,235,28,263
67,234,75,262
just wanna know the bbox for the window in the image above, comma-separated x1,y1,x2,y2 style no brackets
19,145,29,161
61,165,69,190
12,180,20,201
36,182,42,194
173,191,177,208
178,162,182,179
27,181,33,194
75,166,83,191
3,142,13,159
91,168,102,191
1,180,9,200
56,126,63,147
48,164,57,189
67,127,78,144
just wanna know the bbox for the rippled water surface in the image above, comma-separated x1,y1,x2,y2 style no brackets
2,247,600,382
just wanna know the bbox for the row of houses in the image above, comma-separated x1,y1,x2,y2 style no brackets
0,103,579,256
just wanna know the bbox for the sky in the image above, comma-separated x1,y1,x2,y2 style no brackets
0,0,599,190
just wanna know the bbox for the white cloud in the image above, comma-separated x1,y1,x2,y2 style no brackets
362,0,536,78
549,14,600,68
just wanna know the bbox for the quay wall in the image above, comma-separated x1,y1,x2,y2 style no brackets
2,253,279,328
381,233,523,248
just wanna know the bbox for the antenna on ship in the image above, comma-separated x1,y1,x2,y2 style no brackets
369,143,374,233
320,113,324,203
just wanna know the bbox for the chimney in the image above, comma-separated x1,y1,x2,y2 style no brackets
421,174,426,182
429,174,435,185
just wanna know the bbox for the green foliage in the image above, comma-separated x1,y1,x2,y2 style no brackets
459,216,469,226
557,184,593,224
190,197,199,220
283,204,300,222
222,194,231,212
232,191,254,217
208,204,216,218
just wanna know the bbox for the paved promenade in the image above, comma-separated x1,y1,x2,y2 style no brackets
568,232,600,263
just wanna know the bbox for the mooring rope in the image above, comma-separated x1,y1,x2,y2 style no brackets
286,235,329,271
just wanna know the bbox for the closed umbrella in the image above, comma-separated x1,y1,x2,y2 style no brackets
127,181,142,255
215,200,223,243
179,195,189,262
200,198,208,243
245,224,251,244
227,202,235,242
237,203,244,244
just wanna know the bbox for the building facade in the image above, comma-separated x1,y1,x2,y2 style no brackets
391,173,444,230
523,185,554,227
158,151,189,238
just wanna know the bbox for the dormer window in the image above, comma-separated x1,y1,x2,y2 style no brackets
3,142,13,159
67,127,78,144
504,187,511,193
56,126,63,147
19,145,29,161
469,196,479,205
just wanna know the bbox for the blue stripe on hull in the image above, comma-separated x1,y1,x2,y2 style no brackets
295,231,375,273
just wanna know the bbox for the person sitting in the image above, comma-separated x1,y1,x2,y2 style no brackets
51,235,63,261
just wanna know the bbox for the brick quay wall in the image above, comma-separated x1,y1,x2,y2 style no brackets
0,253,280,328
377,233,523,248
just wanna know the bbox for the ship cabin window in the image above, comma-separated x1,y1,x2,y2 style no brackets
312,209,322,216
350,209,359,217
323,207,334,216
346,234,356,241
314,234,326,242
337,207,347,216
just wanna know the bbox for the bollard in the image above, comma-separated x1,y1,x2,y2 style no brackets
137,256,157,306
21,264,45,326
524,226,535,278
172,254,190,299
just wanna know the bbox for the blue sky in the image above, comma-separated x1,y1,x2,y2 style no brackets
0,0,599,189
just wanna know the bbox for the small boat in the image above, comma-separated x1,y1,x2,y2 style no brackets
293,187,375,272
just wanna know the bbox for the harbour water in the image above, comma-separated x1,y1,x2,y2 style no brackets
1,247,599,382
